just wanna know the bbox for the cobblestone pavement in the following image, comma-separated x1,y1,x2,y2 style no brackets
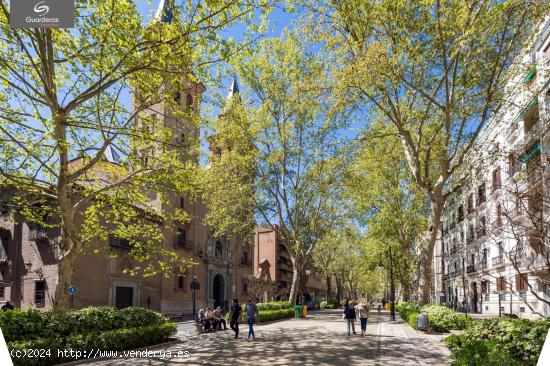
76,310,451,365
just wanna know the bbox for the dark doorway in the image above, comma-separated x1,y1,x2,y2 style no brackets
472,282,478,313
213,274,225,309
115,286,134,309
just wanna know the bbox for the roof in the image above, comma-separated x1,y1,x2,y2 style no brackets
227,75,240,100
153,0,174,24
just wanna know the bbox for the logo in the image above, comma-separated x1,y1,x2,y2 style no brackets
33,1,49,16
10,0,74,28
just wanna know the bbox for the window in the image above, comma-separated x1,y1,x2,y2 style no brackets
478,216,486,236
496,204,502,226
509,154,520,176
174,92,181,104
516,273,528,291
242,281,248,295
177,229,186,247
467,194,474,213
109,235,131,250
35,281,45,307
177,275,184,289
185,94,193,109
496,276,506,292
215,240,223,258
523,99,539,133
477,183,486,204
180,197,185,209
481,280,489,294
492,167,501,192
0,286,4,299
458,205,464,222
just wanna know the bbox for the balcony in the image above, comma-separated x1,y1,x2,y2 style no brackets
466,264,476,273
492,255,504,267
175,237,193,250
481,260,488,270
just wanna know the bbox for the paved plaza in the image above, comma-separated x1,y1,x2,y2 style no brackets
76,310,451,365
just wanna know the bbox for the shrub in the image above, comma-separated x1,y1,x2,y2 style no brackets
406,312,419,329
9,323,176,366
256,301,292,311
3,307,176,366
395,301,420,322
444,318,550,366
422,305,471,332
257,309,294,323
320,301,337,310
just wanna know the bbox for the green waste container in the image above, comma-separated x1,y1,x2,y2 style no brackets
294,305,303,318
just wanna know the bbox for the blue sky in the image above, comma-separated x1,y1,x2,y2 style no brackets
133,1,298,162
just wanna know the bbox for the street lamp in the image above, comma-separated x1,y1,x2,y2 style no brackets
190,276,200,317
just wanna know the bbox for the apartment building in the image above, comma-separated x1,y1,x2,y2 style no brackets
438,20,550,319
253,226,330,303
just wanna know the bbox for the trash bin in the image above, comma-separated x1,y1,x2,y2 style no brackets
294,305,303,318
416,314,428,330
302,305,308,317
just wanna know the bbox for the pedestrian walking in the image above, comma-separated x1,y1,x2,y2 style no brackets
355,301,369,336
245,298,259,340
344,301,357,335
230,299,242,338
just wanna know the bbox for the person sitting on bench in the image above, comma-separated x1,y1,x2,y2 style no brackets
205,307,218,331
214,306,227,330
196,309,211,332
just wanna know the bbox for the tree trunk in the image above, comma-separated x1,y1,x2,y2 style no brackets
53,182,80,311
325,274,331,302
335,276,342,306
417,199,444,305
289,256,303,305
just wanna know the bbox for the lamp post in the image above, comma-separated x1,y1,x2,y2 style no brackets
190,276,200,317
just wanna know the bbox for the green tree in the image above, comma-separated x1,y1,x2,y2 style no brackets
307,0,546,303
206,31,349,304
0,0,270,310
347,124,426,299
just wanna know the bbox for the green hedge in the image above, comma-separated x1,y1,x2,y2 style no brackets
2,307,176,366
422,305,471,332
258,309,294,323
256,301,292,311
395,301,420,323
1,306,167,343
226,304,294,324
396,303,470,332
444,318,550,366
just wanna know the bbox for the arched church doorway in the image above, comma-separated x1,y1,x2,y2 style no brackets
213,274,225,310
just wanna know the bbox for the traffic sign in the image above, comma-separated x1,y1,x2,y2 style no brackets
69,286,77,295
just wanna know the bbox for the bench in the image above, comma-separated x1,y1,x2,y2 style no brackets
195,322,205,333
